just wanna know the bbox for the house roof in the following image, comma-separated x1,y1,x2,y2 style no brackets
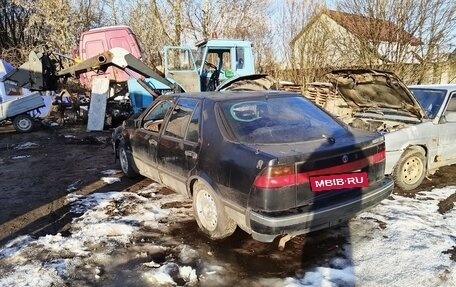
291,9,421,46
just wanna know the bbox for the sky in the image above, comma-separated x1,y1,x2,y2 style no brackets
0,161,454,286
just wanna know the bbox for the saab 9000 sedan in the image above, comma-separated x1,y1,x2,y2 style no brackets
112,91,393,245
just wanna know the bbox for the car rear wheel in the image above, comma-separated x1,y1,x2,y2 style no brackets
393,148,426,191
193,181,236,239
119,141,139,178
13,114,34,133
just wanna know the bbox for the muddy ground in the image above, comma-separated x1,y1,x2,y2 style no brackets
0,123,145,243
0,121,455,250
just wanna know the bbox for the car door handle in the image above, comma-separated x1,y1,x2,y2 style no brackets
185,150,198,159
149,139,157,146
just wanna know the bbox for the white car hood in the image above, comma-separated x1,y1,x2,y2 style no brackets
326,69,426,119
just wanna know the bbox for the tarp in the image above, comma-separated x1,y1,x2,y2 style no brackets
0,59,15,102
0,59,14,76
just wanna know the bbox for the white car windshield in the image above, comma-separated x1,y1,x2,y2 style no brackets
409,88,447,119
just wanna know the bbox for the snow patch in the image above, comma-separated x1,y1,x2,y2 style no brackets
101,176,121,184
101,169,122,175
0,184,454,286
14,142,39,150
11,155,31,160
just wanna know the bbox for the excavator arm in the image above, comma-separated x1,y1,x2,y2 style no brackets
1,47,174,96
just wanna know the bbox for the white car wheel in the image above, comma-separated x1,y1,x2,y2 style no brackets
393,148,426,191
195,189,218,231
401,155,424,184
193,181,236,239
13,114,34,133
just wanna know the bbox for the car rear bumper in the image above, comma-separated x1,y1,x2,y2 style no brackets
247,178,394,242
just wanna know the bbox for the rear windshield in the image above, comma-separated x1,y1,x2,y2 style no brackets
219,96,346,143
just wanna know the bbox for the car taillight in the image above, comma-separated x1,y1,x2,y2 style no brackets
253,165,296,188
373,149,385,163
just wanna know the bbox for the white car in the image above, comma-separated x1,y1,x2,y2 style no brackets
310,69,456,190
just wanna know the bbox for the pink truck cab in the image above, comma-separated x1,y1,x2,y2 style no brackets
78,25,143,87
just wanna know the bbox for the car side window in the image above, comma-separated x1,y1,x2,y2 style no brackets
143,101,173,132
164,99,198,139
444,95,456,122
185,104,201,143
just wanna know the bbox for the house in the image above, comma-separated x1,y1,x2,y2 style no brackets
290,9,422,74
439,49,456,84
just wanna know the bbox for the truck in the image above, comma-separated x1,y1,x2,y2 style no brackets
162,38,256,92
77,25,144,88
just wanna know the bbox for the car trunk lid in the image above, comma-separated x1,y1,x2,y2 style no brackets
250,129,386,210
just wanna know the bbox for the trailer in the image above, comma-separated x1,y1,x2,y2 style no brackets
0,93,45,133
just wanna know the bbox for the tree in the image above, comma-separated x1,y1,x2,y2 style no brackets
336,0,456,84
124,0,185,68
0,0,34,65
184,0,272,72
71,0,110,40
275,0,322,85
17,0,74,53
1,0,110,65
125,0,273,72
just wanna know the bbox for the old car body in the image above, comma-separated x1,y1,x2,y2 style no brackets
112,90,393,243
316,69,456,190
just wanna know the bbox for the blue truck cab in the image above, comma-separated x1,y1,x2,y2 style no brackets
163,39,255,92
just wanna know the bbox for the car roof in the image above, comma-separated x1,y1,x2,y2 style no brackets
159,90,302,102
408,84,456,92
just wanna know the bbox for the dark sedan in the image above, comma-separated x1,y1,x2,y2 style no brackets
112,91,393,245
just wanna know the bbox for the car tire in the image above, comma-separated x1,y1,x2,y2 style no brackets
119,141,139,178
193,181,236,239
393,148,426,191
13,114,34,133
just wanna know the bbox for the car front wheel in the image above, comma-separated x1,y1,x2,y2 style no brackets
13,114,34,133
393,148,426,191
119,141,139,178
193,181,236,239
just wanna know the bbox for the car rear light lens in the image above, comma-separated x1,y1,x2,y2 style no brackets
373,149,385,163
254,165,296,188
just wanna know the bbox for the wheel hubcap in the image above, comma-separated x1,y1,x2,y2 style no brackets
18,118,31,130
401,155,424,184
196,189,217,231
